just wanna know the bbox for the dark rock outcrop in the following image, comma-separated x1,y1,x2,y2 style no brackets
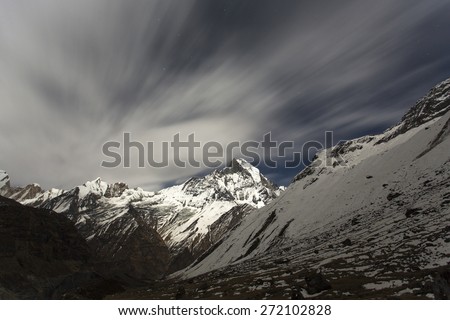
377,78,450,144
304,273,332,294
342,238,352,246
104,182,128,198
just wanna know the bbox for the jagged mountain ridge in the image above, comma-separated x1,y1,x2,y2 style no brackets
1,158,282,279
378,78,450,144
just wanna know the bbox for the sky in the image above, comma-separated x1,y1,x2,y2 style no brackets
1,0,450,190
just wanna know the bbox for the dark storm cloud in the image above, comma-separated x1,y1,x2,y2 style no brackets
0,0,449,190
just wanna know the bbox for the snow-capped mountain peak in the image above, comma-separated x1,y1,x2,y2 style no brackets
173,158,281,208
228,158,262,183
77,177,108,198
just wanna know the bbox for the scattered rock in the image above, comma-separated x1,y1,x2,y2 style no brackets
198,282,209,292
303,178,319,189
342,238,352,247
293,167,315,182
175,286,186,300
405,208,422,218
274,258,290,265
387,192,402,201
304,273,332,294
291,287,305,300
423,180,433,187
366,175,373,179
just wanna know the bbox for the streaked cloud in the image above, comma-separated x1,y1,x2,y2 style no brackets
0,0,449,189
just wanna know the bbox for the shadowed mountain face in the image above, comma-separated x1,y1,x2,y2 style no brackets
84,205,171,282
0,196,90,298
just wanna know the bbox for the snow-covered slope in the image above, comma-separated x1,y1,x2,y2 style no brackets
180,79,450,299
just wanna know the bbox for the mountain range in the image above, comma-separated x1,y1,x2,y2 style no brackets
1,158,282,288
1,78,449,299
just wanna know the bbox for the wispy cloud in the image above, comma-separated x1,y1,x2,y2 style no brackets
0,0,449,189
